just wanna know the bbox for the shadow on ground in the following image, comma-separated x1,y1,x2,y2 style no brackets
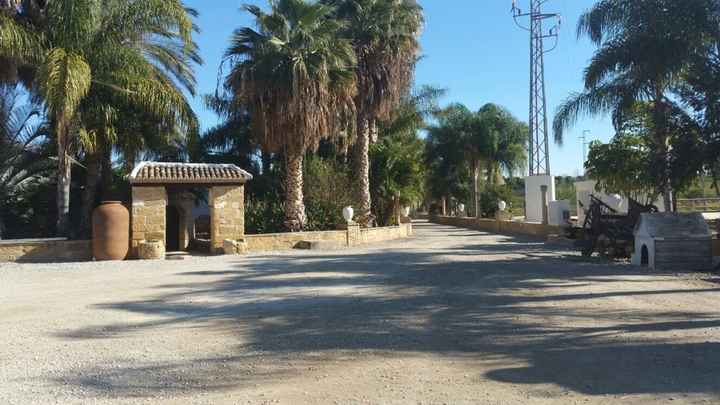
56,221,720,398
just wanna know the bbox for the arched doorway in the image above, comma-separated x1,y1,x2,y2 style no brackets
166,205,181,252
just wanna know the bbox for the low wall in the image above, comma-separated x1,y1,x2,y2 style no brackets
0,224,414,262
430,215,563,239
0,238,92,263
245,223,413,253
246,230,348,252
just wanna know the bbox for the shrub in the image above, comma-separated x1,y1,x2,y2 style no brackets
478,185,514,218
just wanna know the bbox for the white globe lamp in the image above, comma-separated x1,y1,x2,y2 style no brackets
402,206,411,217
498,200,507,212
342,206,354,223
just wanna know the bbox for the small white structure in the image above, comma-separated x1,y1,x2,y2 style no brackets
631,213,713,270
525,175,556,223
548,200,571,226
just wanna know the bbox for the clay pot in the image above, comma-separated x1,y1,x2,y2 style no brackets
92,201,130,261
138,240,165,260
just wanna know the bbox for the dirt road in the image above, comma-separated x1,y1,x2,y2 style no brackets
1,220,719,404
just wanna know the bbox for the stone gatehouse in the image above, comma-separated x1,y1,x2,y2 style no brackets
129,162,253,256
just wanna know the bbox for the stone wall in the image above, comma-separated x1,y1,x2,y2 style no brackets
430,215,563,239
0,239,92,263
209,185,245,253
245,223,413,253
360,223,413,244
246,230,348,252
131,186,167,257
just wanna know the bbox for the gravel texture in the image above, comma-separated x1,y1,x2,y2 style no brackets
1,220,719,404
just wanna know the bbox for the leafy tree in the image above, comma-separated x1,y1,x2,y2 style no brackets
553,0,715,211
0,83,52,238
222,0,356,231
476,104,527,186
585,103,703,206
426,102,526,218
0,0,200,235
369,87,440,225
425,107,471,215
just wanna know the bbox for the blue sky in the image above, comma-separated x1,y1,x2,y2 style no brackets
184,0,612,176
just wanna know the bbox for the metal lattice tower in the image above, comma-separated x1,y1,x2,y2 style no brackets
512,1,561,176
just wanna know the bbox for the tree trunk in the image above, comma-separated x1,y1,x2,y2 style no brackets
473,161,480,218
261,150,272,175
79,150,100,239
654,92,673,212
284,151,306,231
354,117,372,220
100,140,113,200
0,210,5,240
56,119,71,237
441,196,447,216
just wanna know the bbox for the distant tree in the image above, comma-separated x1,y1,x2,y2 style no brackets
370,86,441,225
585,103,703,206
426,103,526,218
476,103,527,186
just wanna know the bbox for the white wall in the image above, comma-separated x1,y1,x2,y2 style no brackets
525,175,556,223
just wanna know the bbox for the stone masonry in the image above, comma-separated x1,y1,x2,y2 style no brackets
131,186,167,257
209,185,245,253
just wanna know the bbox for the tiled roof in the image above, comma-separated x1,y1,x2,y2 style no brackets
129,162,253,185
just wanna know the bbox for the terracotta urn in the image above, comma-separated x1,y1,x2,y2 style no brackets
92,201,130,261
138,240,165,260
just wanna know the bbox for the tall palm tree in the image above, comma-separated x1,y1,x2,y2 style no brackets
0,83,52,239
223,0,356,231
0,0,199,235
326,0,423,225
552,0,714,211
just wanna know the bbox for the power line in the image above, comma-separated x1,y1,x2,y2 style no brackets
511,0,561,176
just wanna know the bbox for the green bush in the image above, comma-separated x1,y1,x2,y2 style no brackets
478,185,514,218
245,199,285,234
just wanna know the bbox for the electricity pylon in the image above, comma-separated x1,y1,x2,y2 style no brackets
512,0,561,176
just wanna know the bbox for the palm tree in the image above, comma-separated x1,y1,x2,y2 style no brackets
0,84,52,239
477,103,527,186
426,104,475,216
326,0,423,225
552,0,715,211
222,0,356,231
0,0,199,235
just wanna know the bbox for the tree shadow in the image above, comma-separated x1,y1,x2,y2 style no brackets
53,220,720,399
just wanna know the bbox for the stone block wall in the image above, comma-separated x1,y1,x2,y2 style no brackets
131,186,167,257
209,185,245,253
430,215,562,239
243,224,413,253
0,239,92,263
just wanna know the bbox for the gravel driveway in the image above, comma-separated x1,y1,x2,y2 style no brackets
1,220,719,404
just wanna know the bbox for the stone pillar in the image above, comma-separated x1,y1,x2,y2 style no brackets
209,185,245,253
131,186,167,258
346,222,361,247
